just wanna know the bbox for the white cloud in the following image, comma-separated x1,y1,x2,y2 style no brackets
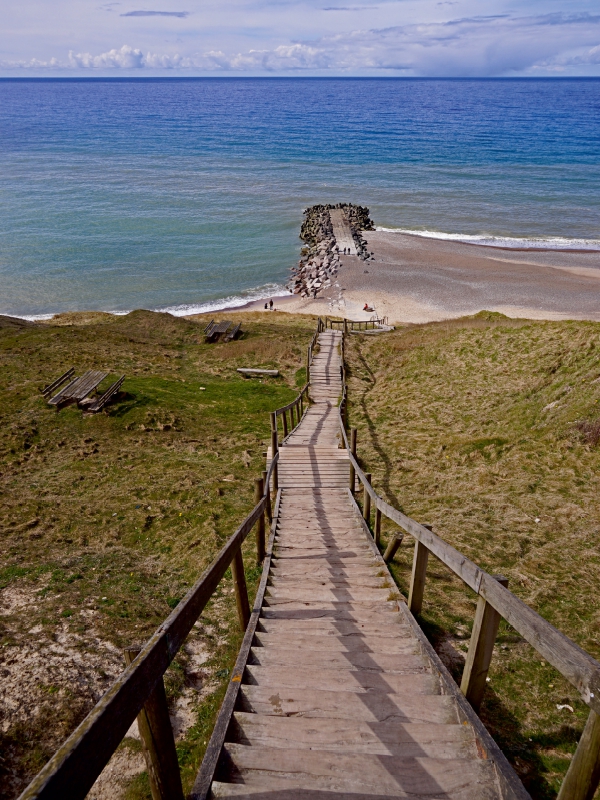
69,44,145,68
2,11,600,76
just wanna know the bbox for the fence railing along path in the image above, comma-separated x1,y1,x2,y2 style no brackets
18,317,600,800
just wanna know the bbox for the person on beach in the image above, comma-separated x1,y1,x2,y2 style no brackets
264,303,268,310
269,299,273,310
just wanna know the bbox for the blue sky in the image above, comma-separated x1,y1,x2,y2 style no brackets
1,0,600,76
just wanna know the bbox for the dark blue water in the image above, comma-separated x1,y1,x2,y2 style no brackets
0,78,599,317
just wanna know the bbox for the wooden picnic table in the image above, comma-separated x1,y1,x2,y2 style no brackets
205,320,233,342
48,370,107,410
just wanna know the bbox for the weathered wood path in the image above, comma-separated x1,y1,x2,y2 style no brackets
330,208,357,255
206,329,505,798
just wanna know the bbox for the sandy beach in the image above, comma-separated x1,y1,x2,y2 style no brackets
237,231,600,324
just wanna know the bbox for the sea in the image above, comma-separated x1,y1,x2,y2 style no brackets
0,77,599,319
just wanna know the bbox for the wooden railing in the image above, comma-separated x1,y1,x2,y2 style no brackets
337,331,600,800
306,316,324,381
323,315,389,330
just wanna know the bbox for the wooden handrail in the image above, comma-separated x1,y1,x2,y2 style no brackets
337,406,600,717
337,328,600,800
18,495,267,800
274,383,309,416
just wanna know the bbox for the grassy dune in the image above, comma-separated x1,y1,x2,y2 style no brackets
0,310,314,799
345,312,600,799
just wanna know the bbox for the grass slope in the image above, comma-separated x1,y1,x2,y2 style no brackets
0,310,314,799
346,312,600,799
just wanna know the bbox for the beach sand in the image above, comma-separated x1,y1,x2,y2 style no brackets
236,231,600,324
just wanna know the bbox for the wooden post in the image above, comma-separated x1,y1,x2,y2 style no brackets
270,411,279,491
254,478,265,563
460,575,509,712
262,470,272,524
123,649,184,800
557,709,600,800
282,410,288,438
349,428,357,492
383,532,404,563
231,545,250,630
344,318,348,335
363,473,372,524
374,508,382,545
408,525,432,616
307,345,311,382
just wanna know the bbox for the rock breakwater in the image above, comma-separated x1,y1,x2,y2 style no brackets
288,203,375,298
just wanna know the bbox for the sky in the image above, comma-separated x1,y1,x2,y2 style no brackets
1,0,600,77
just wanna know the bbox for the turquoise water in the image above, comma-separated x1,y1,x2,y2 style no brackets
0,78,599,317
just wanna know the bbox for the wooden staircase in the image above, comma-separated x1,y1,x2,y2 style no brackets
202,329,512,799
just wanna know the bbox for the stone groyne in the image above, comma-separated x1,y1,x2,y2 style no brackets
288,203,375,298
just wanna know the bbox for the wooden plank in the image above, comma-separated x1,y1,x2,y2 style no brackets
248,647,425,673
252,632,415,653
238,684,458,724
86,375,125,412
41,367,75,397
218,745,500,798
243,665,438,694
231,713,477,758
237,368,279,376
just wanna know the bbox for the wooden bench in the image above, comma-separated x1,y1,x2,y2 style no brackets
40,368,75,398
48,370,107,411
237,368,278,377
224,322,242,342
85,375,125,413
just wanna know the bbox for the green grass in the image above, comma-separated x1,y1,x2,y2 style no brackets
0,309,315,799
347,313,600,799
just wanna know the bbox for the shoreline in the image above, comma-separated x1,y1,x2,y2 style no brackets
6,233,600,326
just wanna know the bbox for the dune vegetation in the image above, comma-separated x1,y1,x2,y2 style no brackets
0,309,312,799
345,312,600,799
3,308,600,800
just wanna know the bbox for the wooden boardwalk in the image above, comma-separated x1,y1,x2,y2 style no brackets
330,208,357,255
209,330,504,798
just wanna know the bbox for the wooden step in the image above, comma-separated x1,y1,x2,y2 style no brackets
238,685,458,724
248,647,425,673
253,631,415,653
268,576,387,590
261,602,403,622
265,588,393,603
215,745,500,798
244,665,436,694
230,713,477,758
256,618,410,638
270,562,380,576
